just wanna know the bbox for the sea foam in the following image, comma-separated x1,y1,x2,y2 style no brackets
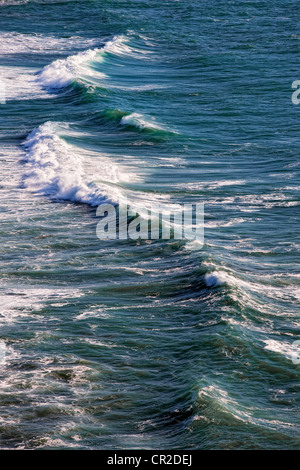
22,122,121,206
0,31,99,55
204,271,238,288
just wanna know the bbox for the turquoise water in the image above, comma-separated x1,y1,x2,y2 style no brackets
0,0,299,449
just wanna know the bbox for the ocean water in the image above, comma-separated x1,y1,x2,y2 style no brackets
0,0,299,450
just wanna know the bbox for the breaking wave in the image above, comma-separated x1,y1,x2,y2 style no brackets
21,122,124,206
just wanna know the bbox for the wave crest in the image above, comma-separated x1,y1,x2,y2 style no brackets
22,122,121,206
37,35,129,90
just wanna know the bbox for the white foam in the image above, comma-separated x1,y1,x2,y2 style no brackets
205,217,247,228
0,31,99,55
120,112,164,131
205,271,239,288
103,34,153,58
0,286,84,324
22,121,126,206
175,180,246,190
38,48,105,89
264,339,300,363
197,383,296,431
207,193,300,212
104,83,166,91
0,65,49,101
0,0,28,5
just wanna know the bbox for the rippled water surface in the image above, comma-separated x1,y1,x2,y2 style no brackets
0,0,299,449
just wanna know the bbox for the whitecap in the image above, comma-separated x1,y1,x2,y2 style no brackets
22,121,126,206
120,112,164,131
37,35,129,90
264,339,300,363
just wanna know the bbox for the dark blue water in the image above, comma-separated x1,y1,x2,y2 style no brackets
0,0,299,449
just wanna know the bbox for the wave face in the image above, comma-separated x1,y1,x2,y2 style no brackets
37,34,138,90
38,48,105,89
1,0,300,452
0,32,103,100
37,42,115,89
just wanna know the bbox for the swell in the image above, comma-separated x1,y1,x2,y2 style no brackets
37,47,107,90
84,108,177,136
36,34,178,136
20,121,176,209
36,34,146,91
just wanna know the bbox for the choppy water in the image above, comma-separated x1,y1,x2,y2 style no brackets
0,0,299,449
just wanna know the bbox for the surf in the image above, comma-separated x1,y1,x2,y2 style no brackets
21,121,125,206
